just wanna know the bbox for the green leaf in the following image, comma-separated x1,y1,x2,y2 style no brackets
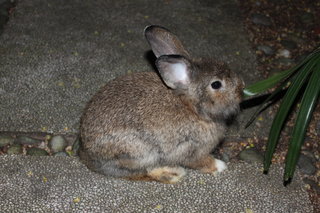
245,80,289,128
246,55,320,128
284,60,320,181
264,56,319,173
243,68,293,97
244,47,320,97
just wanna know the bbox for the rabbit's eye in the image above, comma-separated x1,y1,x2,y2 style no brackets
211,81,222,90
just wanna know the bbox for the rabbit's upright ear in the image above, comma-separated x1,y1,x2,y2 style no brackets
156,55,191,90
144,25,190,58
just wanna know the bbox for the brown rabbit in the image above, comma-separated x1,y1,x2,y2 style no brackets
79,25,244,183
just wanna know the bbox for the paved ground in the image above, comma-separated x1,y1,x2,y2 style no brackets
0,155,313,212
0,0,261,137
0,0,313,212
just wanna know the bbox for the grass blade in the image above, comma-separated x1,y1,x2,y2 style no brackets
284,61,320,181
264,56,319,173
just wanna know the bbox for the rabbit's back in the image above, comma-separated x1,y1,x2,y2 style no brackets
81,72,187,137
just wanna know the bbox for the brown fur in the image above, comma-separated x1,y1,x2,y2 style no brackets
185,155,218,174
123,174,155,182
79,25,244,183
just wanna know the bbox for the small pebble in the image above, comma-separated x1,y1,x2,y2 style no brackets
257,45,274,55
15,136,41,145
278,49,291,58
26,147,49,156
7,144,23,155
239,148,264,164
49,135,67,153
53,151,68,157
0,135,14,147
297,154,316,175
251,13,272,26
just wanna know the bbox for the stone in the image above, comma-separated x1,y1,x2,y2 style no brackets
257,45,274,55
7,144,23,154
49,135,67,153
53,151,68,157
303,178,320,194
15,136,41,145
251,13,272,26
221,152,231,163
297,154,316,175
299,12,314,25
239,148,264,164
0,135,14,147
26,147,48,156
278,49,291,58
301,150,317,163
280,40,297,50
286,33,305,45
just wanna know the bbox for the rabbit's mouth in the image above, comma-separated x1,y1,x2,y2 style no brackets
197,100,241,123
222,103,241,120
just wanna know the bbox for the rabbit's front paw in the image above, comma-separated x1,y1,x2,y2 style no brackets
147,166,186,184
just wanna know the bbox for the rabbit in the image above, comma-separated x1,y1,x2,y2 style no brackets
79,25,244,184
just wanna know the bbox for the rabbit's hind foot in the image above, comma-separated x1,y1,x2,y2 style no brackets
147,166,186,184
186,155,227,175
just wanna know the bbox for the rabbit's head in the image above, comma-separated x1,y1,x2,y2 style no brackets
145,25,244,122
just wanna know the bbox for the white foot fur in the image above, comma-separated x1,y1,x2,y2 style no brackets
213,159,227,176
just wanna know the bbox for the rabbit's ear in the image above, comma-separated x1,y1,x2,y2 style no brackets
156,55,191,90
144,25,190,58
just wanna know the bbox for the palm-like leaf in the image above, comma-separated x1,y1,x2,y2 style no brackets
244,47,320,97
244,47,320,183
264,56,319,175
284,61,320,182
